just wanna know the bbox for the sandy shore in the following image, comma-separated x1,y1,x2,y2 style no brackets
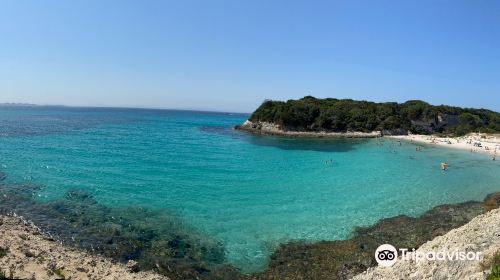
0,214,169,280
389,133,499,159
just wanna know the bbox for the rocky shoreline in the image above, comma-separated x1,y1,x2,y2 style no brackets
2,193,498,280
235,120,382,138
246,193,500,280
0,214,170,280
1,166,500,280
0,175,239,280
353,208,500,280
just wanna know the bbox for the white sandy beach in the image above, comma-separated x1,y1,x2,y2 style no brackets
389,133,499,159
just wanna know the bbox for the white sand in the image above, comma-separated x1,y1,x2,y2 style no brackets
389,133,499,159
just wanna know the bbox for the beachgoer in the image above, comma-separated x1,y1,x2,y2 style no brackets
441,162,448,171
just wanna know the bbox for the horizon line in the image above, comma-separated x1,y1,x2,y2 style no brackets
1,97,499,114
0,102,252,115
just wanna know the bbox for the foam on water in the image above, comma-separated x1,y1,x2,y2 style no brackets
0,106,499,272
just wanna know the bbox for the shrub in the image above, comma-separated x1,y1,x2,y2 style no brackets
488,254,500,280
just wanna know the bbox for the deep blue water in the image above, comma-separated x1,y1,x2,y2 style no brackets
0,106,499,272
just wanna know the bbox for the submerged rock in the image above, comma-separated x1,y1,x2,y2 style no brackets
0,182,238,280
484,192,500,213
247,198,495,280
1,169,498,280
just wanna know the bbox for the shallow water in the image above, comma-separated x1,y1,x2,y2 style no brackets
0,106,499,272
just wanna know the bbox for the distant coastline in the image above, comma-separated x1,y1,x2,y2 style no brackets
0,102,40,107
0,103,250,115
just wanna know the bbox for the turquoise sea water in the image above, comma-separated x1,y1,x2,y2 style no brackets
0,106,499,272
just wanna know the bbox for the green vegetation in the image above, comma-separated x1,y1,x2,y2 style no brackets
249,96,500,135
52,268,66,280
0,269,14,280
488,254,500,280
0,247,7,258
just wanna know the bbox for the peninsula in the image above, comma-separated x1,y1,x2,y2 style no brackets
236,96,500,137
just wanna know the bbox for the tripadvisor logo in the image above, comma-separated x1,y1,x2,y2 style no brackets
374,244,483,267
375,244,398,267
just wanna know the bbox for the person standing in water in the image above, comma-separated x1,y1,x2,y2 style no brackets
441,162,449,171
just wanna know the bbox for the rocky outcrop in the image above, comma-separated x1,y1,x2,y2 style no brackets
236,120,382,138
410,113,463,134
236,114,464,137
0,214,170,280
246,193,500,280
381,128,408,136
236,120,282,134
353,208,500,280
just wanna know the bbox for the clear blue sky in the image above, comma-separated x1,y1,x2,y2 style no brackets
1,0,499,113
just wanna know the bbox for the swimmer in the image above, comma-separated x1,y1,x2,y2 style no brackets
441,162,449,171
